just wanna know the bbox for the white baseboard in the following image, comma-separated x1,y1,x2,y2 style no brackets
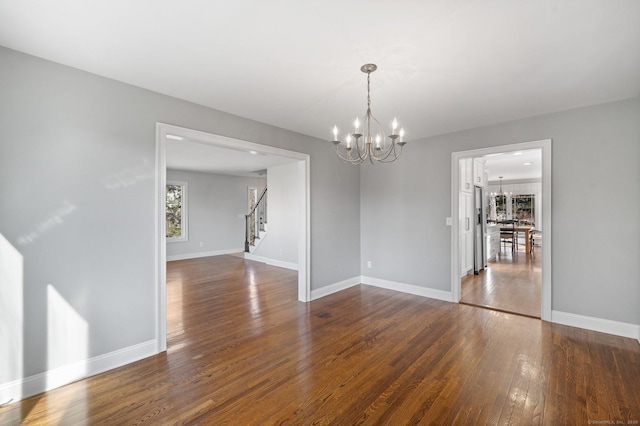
0,340,156,405
552,311,640,341
310,276,361,300
243,253,298,271
361,276,453,302
310,276,454,303
167,248,243,262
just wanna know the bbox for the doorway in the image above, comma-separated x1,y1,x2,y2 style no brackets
155,123,311,353
451,139,552,320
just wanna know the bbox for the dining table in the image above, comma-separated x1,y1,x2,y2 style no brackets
499,225,534,253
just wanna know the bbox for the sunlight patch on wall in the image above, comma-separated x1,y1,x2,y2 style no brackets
101,158,153,190
16,200,76,245
0,233,23,403
46,284,88,390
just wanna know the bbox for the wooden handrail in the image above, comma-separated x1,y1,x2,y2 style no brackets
247,187,267,218
245,187,267,252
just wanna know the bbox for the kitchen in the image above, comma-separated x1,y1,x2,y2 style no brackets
459,149,542,317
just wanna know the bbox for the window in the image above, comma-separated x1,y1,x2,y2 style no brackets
166,181,188,242
494,194,507,221
512,194,535,223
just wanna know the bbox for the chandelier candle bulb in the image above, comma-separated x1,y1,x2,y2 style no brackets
330,63,407,164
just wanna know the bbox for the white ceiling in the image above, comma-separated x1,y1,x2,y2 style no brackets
166,137,295,177
481,149,542,182
1,1,638,143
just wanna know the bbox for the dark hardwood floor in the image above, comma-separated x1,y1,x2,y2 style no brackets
461,244,542,318
1,255,639,424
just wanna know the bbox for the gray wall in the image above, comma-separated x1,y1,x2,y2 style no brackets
1,43,637,391
0,46,361,383
252,162,299,265
361,96,640,325
166,169,266,259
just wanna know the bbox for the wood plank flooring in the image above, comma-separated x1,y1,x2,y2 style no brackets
461,245,542,318
1,255,639,425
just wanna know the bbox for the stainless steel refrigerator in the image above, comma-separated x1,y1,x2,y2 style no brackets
473,186,487,274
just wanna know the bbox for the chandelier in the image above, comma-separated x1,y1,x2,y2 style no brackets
496,176,512,197
331,64,406,164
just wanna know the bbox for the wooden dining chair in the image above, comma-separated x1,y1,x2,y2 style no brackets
499,220,516,253
529,229,542,253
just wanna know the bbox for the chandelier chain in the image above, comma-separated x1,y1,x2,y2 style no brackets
367,71,371,111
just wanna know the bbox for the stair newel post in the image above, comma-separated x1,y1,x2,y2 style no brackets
244,214,250,253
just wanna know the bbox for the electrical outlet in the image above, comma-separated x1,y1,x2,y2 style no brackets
367,260,372,268
446,217,452,226
199,242,203,247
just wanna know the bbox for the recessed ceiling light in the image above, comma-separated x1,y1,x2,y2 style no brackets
523,162,532,166
166,134,184,140
513,152,523,156
248,150,258,155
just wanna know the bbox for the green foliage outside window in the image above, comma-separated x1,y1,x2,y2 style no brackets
512,194,535,222
495,195,507,221
166,184,183,238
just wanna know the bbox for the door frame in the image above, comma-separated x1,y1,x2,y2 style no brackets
155,123,311,352
451,139,552,320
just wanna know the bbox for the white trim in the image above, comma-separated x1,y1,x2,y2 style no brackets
167,248,244,262
155,123,167,353
361,276,453,302
310,276,454,303
165,180,189,243
243,253,299,271
0,340,156,405
310,276,361,300
552,311,640,340
156,123,311,352
298,158,311,302
451,139,552,321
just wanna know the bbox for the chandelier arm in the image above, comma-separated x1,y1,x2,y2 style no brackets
376,144,404,163
334,144,354,162
339,139,370,165
367,111,386,139
348,147,365,164
335,145,363,164
352,135,369,162
372,147,394,162
366,111,388,163
375,138,406,163
372,144,395,162
334,145,350,163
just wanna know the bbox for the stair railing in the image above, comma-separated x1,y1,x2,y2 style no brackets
245,187,267,252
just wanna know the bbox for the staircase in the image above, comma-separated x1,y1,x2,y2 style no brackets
244,187,267,253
